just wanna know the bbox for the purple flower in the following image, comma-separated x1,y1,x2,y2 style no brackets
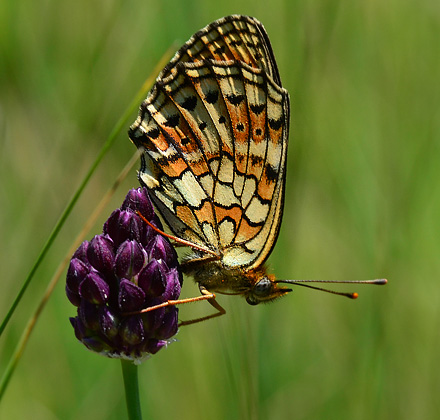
67,187,182,362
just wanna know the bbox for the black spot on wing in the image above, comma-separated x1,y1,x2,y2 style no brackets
180,96,197,111
205,90,219,104
226,94,245,106
268,117,283,131
229,40,242,47
264,163,278,183
251,154,263,166
250,104,265,115
236,154,246,164
213,45,225,55
157,153,180,166
147,128,160,139
164,114,180,128
236,123,245,132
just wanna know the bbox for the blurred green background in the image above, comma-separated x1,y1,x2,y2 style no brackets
1,0,438,419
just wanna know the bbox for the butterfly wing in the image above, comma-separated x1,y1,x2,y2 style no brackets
129,15,290,271
158,15,283,86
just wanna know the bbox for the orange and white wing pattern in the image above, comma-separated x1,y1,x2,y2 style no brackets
129,15,289,272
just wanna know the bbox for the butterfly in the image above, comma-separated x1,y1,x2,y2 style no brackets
128,15,386,321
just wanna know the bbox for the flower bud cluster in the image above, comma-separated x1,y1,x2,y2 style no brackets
66,188,182,361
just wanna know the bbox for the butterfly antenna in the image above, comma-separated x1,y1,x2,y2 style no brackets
276,279,387,299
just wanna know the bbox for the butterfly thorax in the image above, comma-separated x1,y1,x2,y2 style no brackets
180,253,291,305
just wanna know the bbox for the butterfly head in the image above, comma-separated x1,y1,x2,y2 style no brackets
245,271,292,305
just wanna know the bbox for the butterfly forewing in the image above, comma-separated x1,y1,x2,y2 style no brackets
129,15,289,272
157,16,281,83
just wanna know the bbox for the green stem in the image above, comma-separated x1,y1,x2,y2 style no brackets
121,360,143,420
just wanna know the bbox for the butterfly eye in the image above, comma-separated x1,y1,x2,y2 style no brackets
253,277,273,296
246,277,273,305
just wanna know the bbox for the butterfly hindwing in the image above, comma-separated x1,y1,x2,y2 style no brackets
129,15,289,270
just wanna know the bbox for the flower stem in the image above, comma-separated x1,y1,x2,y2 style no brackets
121,360,143,420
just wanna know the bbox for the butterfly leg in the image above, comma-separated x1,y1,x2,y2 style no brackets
123,292,217,315
137,211,219,257
123,286,225,326
177,285,226,327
